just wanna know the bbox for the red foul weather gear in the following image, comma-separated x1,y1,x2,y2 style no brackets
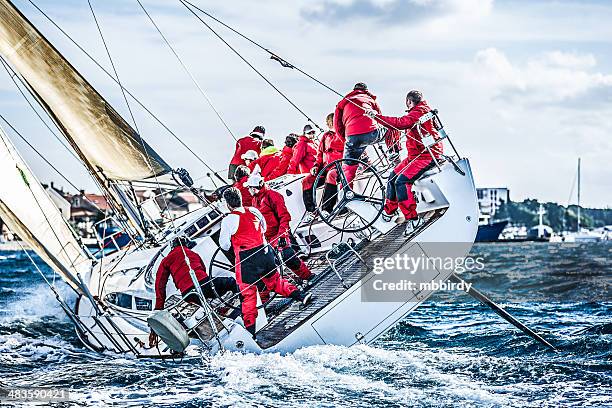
249,146,281,179
268,145,294,179
287,136,317,176
230,209,299,329
154,246,208,310
230,135,262,166
384,157,436,220
314,130,344,185
235,175,254,207
334,89,381,139
288,135,318,212
375,100,442,160
252,185,312,280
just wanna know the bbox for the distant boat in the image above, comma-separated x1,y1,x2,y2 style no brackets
475,220,508,242
526,204,552,242
557,158,602,243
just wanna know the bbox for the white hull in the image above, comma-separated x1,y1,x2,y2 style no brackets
74,158,478,357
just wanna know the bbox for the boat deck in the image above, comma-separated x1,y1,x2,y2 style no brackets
256,209,444,349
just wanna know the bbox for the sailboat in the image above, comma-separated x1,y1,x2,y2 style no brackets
561,158,602,243
0,0,553,357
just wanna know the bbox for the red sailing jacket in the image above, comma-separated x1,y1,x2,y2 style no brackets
268,146,294,179
249,147,281,179
230,135,262,166
230,208,265,251
334,89,381,139
155,246,207,310
235,175,254,207
287,136,317,174
376,101,443,160
315,130,344,169
252,185,291,245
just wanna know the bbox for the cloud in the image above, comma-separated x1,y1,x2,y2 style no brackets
472,48,612,107
301,0,493,25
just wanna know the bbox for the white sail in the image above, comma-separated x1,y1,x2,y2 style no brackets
0,126,91,292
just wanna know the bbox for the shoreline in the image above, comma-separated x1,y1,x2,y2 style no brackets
0,241,30,251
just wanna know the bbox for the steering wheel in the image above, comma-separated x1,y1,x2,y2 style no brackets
208,245,287,311
312,158,385,233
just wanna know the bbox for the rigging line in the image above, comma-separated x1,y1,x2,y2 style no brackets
180,0,419,140
179,0,323,131
0,114,105,215
26,0,218,176
135,0,237,142
0,131,83,275
87,0,141,136
0,57,79,162
88,0,188,234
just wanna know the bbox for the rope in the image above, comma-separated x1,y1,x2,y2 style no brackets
88,0,159,237
0,57,80,162
178,0,420,140
135,0,237,142
179,0,323,132
26,0,218,177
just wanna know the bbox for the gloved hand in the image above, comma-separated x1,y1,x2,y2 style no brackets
277,236,288,248
364,109,378,118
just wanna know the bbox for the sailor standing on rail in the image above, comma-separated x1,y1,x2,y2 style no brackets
365,90,443,224
219,187,312,338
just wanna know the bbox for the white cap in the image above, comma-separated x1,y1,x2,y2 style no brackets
245,172,264,188
241,150,259,161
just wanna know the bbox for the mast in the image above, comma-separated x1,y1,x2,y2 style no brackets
577,158,581,232
0,0,175,241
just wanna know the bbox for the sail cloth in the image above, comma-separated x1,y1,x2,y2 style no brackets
0,0,171,181
0,126,91,293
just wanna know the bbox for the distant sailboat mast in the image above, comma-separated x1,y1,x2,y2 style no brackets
577,158,581,232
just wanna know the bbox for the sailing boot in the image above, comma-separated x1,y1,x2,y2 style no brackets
245,324,256,339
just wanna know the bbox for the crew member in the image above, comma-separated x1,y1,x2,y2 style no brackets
219,187,312,338
288,124,318,221
233,165,254,207
150,235,239,345
249,139,281,179
246,172,313,281
367,90,442,223
309,113,344,215
269,134,298,179
241,150,259,168
334,83,383,183
228,126,264,179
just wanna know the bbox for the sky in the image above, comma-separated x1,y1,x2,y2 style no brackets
1,0,611,208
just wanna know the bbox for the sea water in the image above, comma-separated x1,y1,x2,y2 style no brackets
0,243,610,407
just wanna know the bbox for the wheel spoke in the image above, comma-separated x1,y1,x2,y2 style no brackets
212,260,233,271
335,161,350,189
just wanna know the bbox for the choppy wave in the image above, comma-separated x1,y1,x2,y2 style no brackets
0,244,611,407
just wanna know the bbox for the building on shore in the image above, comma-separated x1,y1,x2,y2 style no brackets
477,187,510,223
